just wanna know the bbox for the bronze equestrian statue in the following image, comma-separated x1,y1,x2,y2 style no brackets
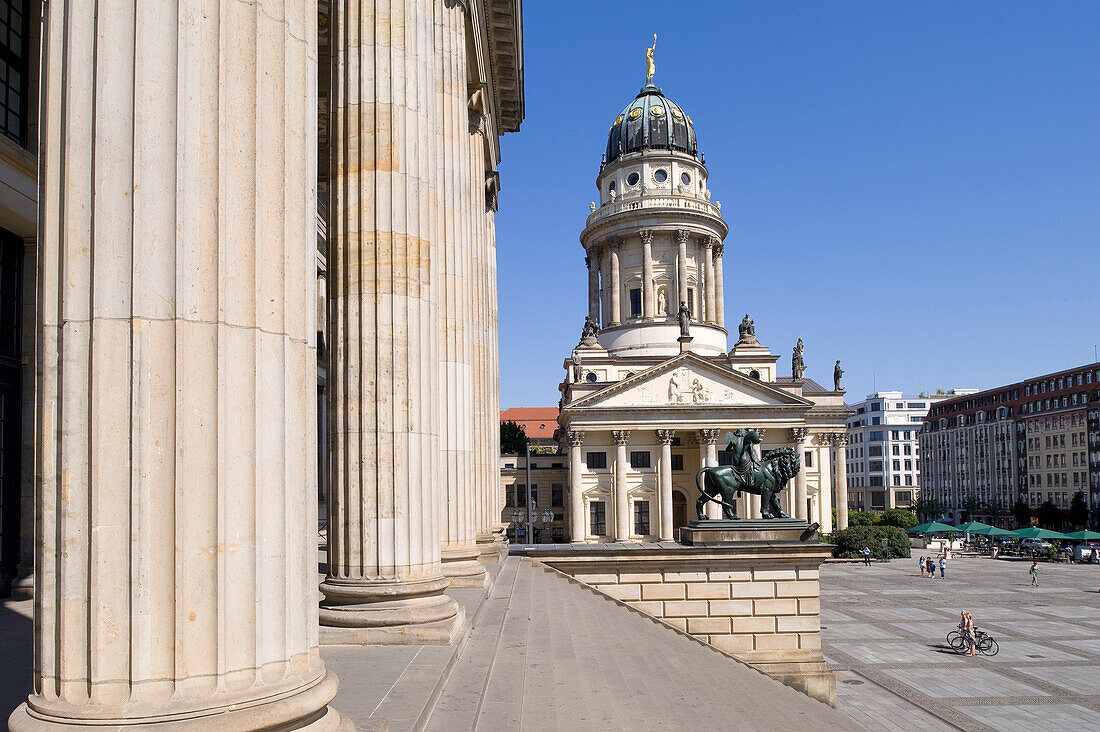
695,428,801,520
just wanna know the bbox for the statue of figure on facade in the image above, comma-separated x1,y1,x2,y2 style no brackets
695,428,800,520
657,288,668,315
736,313,758,345
792,338,805,380
677,301,691,338
572,359,583,383
646,33,657,83
579,316,599,347
834,360,844,391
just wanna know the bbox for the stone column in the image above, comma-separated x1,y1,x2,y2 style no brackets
568,431,586,542
609,237,622,326
613,430,631,540
14,0,347,728
676,229,689,308
834,433,850,530
657,430,676,540
701,429,721,520
713,239,726,328
13,236,35,598
818,436,834,533
791,428,809,521
749,428,766,518
641,229,655,319
601,245,612,325
321,0,460,641
587,252,600,325
703,238,716,324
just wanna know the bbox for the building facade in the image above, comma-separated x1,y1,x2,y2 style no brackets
844,391,967,512
557,69,851,543
919,363,1100,527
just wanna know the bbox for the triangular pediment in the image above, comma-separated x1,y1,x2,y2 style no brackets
568,353,811,410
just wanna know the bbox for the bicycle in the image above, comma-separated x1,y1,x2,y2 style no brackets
947,628,999,656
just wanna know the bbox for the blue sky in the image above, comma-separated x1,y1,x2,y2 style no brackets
495,1,1100,408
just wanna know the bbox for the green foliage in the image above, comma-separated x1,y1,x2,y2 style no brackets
499,421,528,455
847,510,879,527
830,525,911,559
961,494,982,521
1037,501,1062,529
913,497,943,522
879,508,918,529
1070,492,1089,529
983,498,1006,517
1013,498,1032,527
1046,539,1061,561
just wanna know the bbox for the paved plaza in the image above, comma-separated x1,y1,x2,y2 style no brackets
823,556,1100,731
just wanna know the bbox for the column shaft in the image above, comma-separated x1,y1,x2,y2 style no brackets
609,240,621,326
748,430,764,518
613,431,630,540
587,253,600,325
16,0,345,728
568,432,586,541
641,230,655,319
819,440,834,533
676,230,689,308
322,0,459,634
703,242,716,324
657,430,674,540
792,430,809,521
835,435,850,530
713,242,725,328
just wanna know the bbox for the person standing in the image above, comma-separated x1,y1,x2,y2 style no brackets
1030,561,1040,587
862,546,872,566
963,612,976,657
939,556,947,579
919,555,927,577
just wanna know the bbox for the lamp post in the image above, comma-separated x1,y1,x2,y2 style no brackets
879,535,890,563
525,441,533,545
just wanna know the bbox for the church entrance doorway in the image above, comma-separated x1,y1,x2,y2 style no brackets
672,490,687,531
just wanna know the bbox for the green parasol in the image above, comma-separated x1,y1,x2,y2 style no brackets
909,521,959,534
1010,526,1071,540
1062,530,1100,541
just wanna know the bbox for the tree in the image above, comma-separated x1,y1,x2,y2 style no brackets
1070,492,1089,529
830,525,911,559
913,497,943,522
1013,498,1032,527
961,494,982,522
880,508,918,529
847,510,878,527
983,498,1006,519
1036,501,1062,530
500,420,528,455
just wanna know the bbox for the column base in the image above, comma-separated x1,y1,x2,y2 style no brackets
475,531,507,564
441,545,489,588
318,575,462,645
10,566,32,599
9,669,354,732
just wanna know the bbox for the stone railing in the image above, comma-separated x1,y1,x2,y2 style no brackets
586,193,722,226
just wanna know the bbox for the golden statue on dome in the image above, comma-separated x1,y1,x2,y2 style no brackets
646,34,657,83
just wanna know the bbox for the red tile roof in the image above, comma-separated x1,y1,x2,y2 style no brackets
500,407,559,439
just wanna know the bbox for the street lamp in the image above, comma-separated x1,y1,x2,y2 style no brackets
879,535,890,563
511,508,523,542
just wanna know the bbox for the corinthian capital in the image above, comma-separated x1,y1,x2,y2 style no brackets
566,430,585,447
612,429,630,445
640,229,654,245
789,427,809,444
832,432,849,447
675,228,690,245
699,428,720,445
656,429,676,445
607,235,621,252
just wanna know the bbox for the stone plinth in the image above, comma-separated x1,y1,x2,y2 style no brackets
511,541,836,707
679,519,818,545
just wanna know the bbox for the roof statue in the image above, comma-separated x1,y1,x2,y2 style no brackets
792,338,805,380
677,300,691,338
834,360,844,391
646,34,657,83
736,313,760,346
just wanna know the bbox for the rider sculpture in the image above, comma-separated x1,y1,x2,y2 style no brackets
695,428,801,520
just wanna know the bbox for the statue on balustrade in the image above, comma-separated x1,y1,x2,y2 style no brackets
580,316,599,346
792,338,805,380
677,301,691,338
737,313,759,345
695,428,801,521
833,360,844,391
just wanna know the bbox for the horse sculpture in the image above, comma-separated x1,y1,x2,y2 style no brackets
695,428,801,520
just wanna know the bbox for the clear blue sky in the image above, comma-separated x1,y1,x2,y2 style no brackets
495,1,1100,409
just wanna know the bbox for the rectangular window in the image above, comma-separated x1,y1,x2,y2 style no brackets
629,451,651,469
891,445,900,456
671,454,684,471
586,451,607,469
687,288,695,315
869,431,884,441
803,451,814,468
634,500,650,536
590,501,606,536
904,460,912,471
907,402,926,409
517,484,527,507
0,0,28,145
505,486,515,507
629,288,642,318
551,484,564,507
892,460,901,471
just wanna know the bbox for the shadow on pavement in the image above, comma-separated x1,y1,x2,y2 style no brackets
0,599,32,717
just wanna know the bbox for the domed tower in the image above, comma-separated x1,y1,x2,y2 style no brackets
581,66,728,357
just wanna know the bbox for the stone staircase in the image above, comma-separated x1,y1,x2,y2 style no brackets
421,557,862,731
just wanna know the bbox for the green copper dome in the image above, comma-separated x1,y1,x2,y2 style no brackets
605,84,698,165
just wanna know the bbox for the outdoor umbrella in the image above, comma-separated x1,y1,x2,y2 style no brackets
909,521,959,534
1010,527,1071,540
1063,530,1100,541
969,525,1013,537
953,521,993,534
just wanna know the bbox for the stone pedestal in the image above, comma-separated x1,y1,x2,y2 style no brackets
12,1,349,728
678,335,693,353
679,520,817,545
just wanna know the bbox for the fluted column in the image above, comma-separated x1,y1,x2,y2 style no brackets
834,433,850,530
587,252,600,325
438,0,486,588
713,240,725,328
701,429,721,519
613,430,631,540
14,1,347,729
791,428,809,521
657,430,675,540
676,229,689,308
703,238,716,324
749,428,766,518
609,237,622,326
641,229,655,319
568,431,586,542
818,434,834,532
601,244,612,325
321,0,459,638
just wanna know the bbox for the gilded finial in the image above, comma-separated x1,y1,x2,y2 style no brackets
646,33,657,83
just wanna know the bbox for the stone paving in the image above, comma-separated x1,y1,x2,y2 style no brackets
822,556,1100,731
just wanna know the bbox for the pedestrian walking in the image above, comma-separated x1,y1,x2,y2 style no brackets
919,555,926,577
861,546,872,566
1030,561,1040,587
939,556,947,579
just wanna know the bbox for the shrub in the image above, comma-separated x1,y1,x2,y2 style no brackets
847,510,879,527
829,525,911,559
879,508,918,529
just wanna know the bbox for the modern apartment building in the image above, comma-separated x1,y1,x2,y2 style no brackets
919,363,1100,527
845,391,968,512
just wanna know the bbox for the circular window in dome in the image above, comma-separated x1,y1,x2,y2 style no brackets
629,108,642,119
672,107,683,119
652,105,665,116
585,372,598,383
681,172,691,186
654,169,668,183
627,172,640,186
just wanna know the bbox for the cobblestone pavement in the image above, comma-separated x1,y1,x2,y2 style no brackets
822,556,1100,731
